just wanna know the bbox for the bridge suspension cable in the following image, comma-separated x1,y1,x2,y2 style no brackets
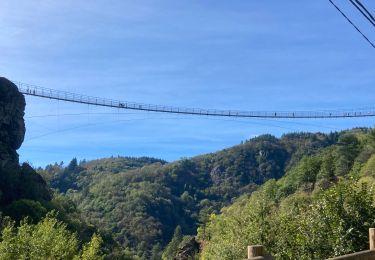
15,81,375,119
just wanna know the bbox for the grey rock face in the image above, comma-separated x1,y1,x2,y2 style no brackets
0,77,26,165
0,77,51,204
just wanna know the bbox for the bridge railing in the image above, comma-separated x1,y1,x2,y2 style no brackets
13,80,375,119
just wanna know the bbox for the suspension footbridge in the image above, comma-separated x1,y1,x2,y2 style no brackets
15,81,375,119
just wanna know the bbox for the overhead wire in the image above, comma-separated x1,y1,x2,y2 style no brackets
25,114,303,143
25,112,142,119
25,106,364,144
349,0,375,27
23,102,373,144
354,0,375,23
31,109,373,142
25,111,336,132
328,0,375,48
25,110,348,131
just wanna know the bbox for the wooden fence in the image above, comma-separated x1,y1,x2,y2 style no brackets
245,228,375,260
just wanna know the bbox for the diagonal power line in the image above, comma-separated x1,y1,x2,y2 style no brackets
354,0,375,23
328,0,375,48
349,0,375,28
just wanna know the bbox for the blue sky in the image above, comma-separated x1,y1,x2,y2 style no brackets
1,1,374,166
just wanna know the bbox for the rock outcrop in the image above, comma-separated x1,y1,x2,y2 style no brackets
0,77,26,165
0,77,50,205
174,237,200,260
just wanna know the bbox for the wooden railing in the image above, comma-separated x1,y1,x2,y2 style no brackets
328,228,375,260
245,228,375,260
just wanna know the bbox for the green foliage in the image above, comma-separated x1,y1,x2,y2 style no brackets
317,148,336,179
80,234,104,260
38,131,342,258
83,156,167,174
361,154,375,177
198,180,279,260
162,226,183,260
0,213,104,260
200,128,375,259
5,199,47,223
0,213,78,259
1,127,371,259
274,181,375,259
200,180,375,260
334,134,361,176
0,159,109,258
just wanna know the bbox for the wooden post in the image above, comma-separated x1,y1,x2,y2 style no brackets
370,228,375,250
248,245,264,258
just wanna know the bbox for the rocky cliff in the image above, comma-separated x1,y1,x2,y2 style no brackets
0,77,26,165
0,77,50,205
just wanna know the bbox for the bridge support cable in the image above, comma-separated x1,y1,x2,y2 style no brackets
15,81,375,119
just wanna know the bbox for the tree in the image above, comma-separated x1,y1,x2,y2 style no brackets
80,233,104,260
0,213,104,260
0,213,79,259
162,226,183,260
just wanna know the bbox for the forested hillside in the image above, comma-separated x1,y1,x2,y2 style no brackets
200,128,375,259
40,131,338,259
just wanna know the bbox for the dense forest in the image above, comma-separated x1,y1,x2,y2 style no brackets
36,128,375,259
37,131,340,259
